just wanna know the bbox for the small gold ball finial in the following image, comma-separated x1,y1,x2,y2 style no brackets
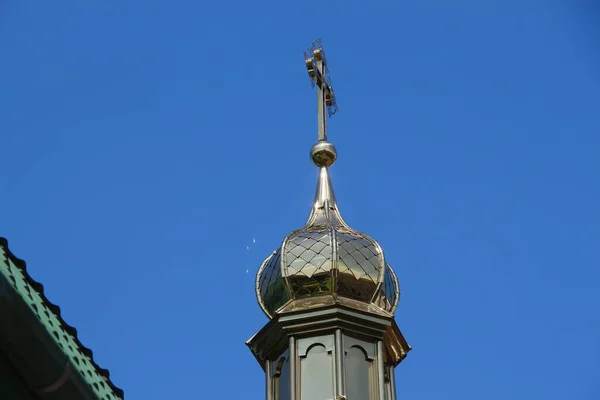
310,141,337,167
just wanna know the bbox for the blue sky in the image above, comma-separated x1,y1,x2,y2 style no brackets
1,1,599,399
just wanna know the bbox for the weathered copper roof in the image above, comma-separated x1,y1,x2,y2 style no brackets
0,237,124,399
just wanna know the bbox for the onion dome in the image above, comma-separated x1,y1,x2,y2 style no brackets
255,140,400,319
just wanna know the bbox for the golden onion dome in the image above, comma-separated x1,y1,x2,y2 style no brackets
255,141,400,319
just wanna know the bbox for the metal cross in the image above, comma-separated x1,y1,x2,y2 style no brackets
305,39,338,142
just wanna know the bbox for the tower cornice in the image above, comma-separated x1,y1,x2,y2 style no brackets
247,299,411,369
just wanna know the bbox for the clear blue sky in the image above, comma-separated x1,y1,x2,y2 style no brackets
1,1,599,399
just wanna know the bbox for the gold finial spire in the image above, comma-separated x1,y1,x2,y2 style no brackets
304,39,343,225
253,40,400,321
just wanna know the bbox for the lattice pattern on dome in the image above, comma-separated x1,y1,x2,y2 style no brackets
258,250,289,315
336,230,382,280
379,263,398,312
254,161,401,318
336,229,382,303
284,228,333,298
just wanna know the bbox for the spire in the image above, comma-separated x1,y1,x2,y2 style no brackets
304,39,346,228
306,166,340,226
254,39,401,318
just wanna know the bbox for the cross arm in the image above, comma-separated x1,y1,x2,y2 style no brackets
304,40,339,117
305,58,337,109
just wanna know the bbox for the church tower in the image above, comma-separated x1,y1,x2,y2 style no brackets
247,40,411,400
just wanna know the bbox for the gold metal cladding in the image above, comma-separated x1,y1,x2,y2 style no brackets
255,162,400,317
255,251,275,318
254,39,398,319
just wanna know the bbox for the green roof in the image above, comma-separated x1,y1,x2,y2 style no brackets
0,237,124,399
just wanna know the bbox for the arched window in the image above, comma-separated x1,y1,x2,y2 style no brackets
344,343,377,400
300,343,334,400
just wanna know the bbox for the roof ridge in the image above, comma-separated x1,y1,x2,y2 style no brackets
0,237,124,399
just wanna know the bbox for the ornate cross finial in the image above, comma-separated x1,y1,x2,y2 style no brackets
305,39,338,143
